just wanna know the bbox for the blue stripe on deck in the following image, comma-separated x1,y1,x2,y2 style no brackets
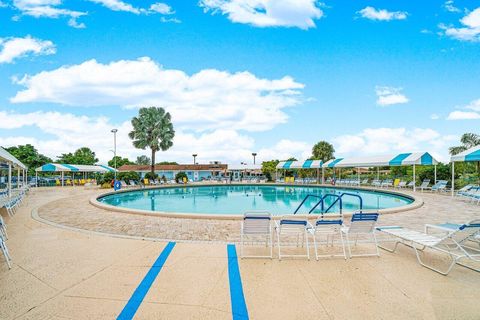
117,242,176,320
227,244,249,320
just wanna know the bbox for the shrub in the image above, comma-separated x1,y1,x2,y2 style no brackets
118,171,140,182
175,171,188,183
144,172,158,180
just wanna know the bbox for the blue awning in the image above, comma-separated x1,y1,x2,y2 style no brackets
450,146,480,162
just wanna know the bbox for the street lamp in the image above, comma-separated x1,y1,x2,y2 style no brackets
111,129,118,182
192,154,197,165
252,152,257,165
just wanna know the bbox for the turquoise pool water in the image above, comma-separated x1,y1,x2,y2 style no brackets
98,185,413,215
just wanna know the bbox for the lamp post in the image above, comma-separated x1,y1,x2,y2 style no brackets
192,154,197,165
111,129,118,183
252,152,257,165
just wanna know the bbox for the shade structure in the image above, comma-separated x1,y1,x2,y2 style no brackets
35,163,116,173
450,146,480,162
322,152,438,168
276,160,323,169
0,146,27,169
450,146,480,196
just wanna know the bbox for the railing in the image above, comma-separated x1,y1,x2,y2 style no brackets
293,192,363,215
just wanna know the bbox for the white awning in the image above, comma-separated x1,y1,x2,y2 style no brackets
35,163,116,173
276,160,323,169
450,146,480,162
322,152,438,168
0,146,27,169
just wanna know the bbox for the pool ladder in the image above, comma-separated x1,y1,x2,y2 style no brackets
293,192,363,215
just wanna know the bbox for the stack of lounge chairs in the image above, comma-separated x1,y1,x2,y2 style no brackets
457,185,480,204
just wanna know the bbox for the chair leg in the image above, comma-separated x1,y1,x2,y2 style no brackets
339,231,347,260
313,233,319,261
305,230,310,260
277,230,282,261
413,246,456,276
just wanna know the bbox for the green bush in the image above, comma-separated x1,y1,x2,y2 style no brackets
118,171,140,182
144,172,158,180
175,171,188,183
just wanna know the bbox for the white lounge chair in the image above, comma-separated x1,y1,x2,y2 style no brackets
341,213,380,258
275,216,310,260
377,221,480,275
309,216,347,260
240,211,273,259
419,179,430,192
0,216,7,240
397,181,407,188
0,237,11,269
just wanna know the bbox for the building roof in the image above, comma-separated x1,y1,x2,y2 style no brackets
35,163,116,172
0,146,27,169
450,146,480,162
322,152,438,168
118,164,228,172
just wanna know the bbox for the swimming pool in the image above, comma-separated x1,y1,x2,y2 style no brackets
97,185,414,216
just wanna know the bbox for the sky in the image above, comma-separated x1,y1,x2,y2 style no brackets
0,0,479,165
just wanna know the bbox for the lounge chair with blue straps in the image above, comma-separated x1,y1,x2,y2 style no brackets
275,215,310,260
309,215,346,260
341,213,380,258
240,211,273,259
377,220,480,275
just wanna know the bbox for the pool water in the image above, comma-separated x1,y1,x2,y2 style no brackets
98,185,413,215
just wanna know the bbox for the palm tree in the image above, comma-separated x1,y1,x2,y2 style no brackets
129,107,175,176
449,133,480,173
311,141,335,162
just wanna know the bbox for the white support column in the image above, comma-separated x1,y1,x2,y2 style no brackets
36,171,38,187
17,168,20,189
434,164,437,185
8,163,12,198
322,167,325,184
316,168,319,184
61,171,64,187
413,164,416,192
376,167,379,180
451,161,455,197
357,167,360,184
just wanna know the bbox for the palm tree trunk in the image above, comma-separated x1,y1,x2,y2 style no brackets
151,149,156,176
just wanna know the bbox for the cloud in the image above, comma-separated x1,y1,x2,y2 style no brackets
357,6,407,21
444,0,461,13
199,0,324,29
88,1,175,15
333,127,456,162
439,7,480,41
446,99,480,120
12,0,87,28
11,57,304,132
0,109,312,164
0,35,56,64
149,3,174,15
430,114,440,120
375,86,409,106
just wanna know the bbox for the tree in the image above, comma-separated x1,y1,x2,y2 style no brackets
129,107,175,175
311,141,335,162
108,156,133,168
5,144,52,175
449,133,480,173
261,160,279,181
135,155,151,165
58,147,98,165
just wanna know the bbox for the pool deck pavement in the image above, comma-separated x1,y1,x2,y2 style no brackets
0,187,479,319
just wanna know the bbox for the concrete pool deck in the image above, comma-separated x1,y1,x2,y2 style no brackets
1,187,479,319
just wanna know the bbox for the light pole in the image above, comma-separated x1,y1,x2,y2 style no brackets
111,129,118,182
252,152,257,165
192,154,197,165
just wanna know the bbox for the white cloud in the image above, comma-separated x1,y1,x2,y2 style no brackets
149,3,174,15
430,113,440,120
0,35,56,64
258,139,311,161
375,86,409,106
446,111,480,120
439,7,480,41
199,0,324,29
12,0,87,28
446,99,480,120
357,6,407,21
11,57,304,132
444,0,460,13
88,0,140,14
333,127,456,162
0,109,311,164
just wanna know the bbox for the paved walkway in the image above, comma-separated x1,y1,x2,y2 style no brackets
0,187,479,319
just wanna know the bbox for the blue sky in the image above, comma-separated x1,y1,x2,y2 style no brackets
0,0,479,164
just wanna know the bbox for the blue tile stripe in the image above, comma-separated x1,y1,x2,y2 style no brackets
227,244,249,320
117,242,176,320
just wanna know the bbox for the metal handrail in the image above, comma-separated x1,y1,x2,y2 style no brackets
323,194,343,214
338,192,363,213
293,194,323,214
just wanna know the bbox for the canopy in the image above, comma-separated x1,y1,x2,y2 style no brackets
35,163,116,173
0,146,27,169
450,146,480,162
322,152,438,168
276,160,323,169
